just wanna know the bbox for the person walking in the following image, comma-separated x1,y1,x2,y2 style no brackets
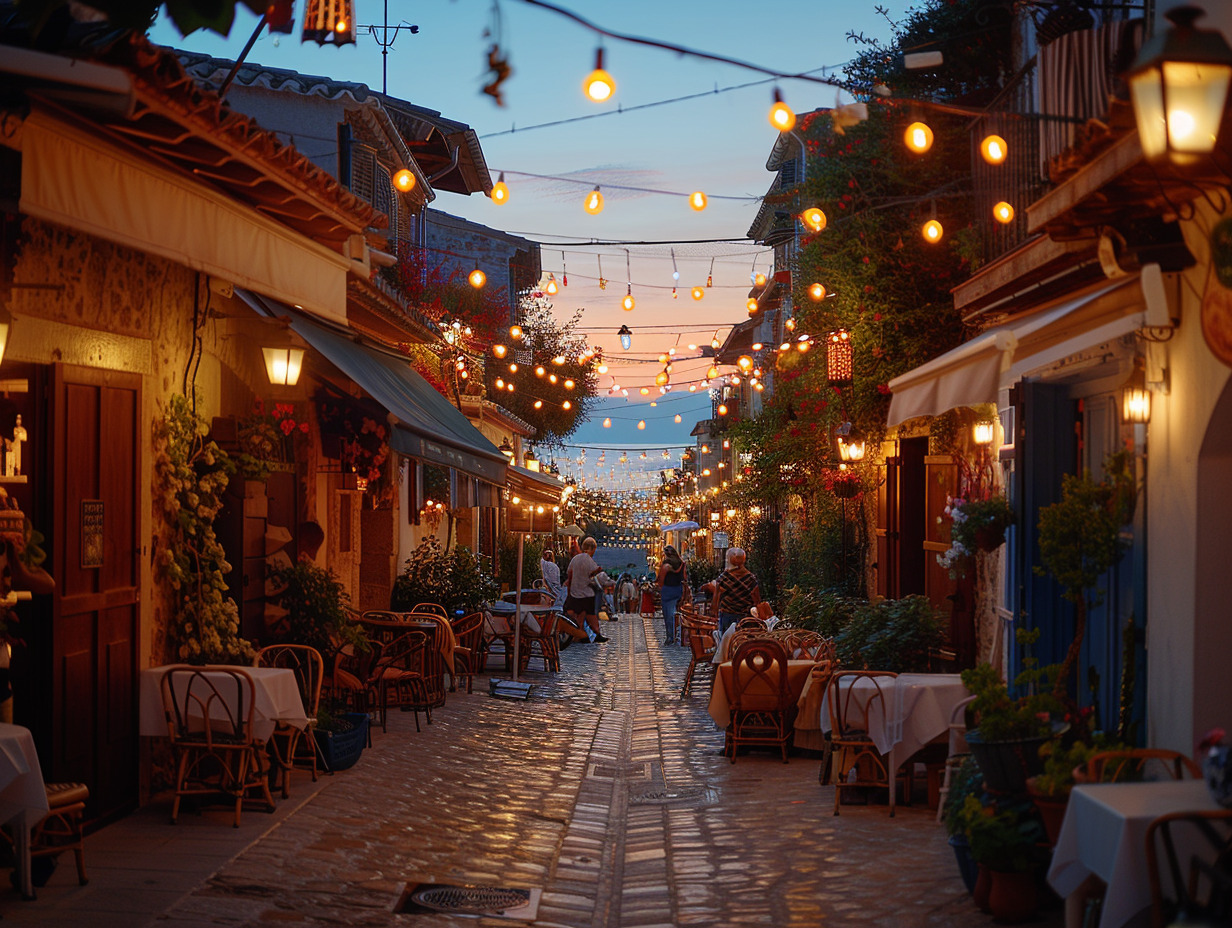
656,545,688,645
711,547,763,633
618,575,636,615
565,537,608,643
540,548,562,600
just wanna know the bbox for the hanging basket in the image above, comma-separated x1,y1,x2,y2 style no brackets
974,526,1007,552
966,727,1057,794
833,482,861,500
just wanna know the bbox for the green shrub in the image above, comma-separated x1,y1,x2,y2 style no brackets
783,590,944,673
497,534,543,590
269,561,366,658
392,537,499,614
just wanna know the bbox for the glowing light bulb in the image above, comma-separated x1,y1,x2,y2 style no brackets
535,365,546,377
491,172,509,204
922,219,944,243
493,344,507,358
769,89,796,131
674,414,682,423
637,420,646,430
993,201,1015,224
980,134,1008,164
468,268,486,288
622,291,635,311
509,362,518,373
691,286,704,301
549,374,558,384
597,362,608,374
393,168,416,192
689,191,708,211
584,186,604,215
562,400,572,410
639,387,650,396
747,298,759,314
584,49,615,102
737,355,754,372
603,417,611,428
707,365,719,380
546,274,558,295
495,378,504,388
785,318,796,331
808,282,826,301
564,379,575,390
717,404,729,416
801,207,827,232
534,400,543,409
509,325,523,340
904,121,934,153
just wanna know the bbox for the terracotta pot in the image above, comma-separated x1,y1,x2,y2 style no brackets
1026,778,1070,847
973,864,992,913
987,869,1038,922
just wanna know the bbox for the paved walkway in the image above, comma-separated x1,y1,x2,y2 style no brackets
0,613,1066,926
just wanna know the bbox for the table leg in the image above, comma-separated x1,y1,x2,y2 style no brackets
888,747,896,818
11,813,33,900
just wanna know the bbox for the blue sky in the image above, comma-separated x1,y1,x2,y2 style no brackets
151,0,909,488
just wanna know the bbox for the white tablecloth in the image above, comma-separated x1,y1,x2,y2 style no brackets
1047,779,1217,928
819,673,968,760
139,665,309,742
0,723,49,898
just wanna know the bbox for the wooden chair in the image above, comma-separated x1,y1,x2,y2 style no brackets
326,639,382,745
159,665,275,827
680,613,717,698
935,694,977,823
450,611,484,693
808,655,841,786
829,670,901,817
1146,809,1232,928
254,644,324,797
28,782,89,889
519,610,561,674
411,602,449,619
1087,748,1202,783
372,631,433,732
735,616,767,631
725,638,796,763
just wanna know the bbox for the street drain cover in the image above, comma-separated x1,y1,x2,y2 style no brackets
629,787,719,805
396,883,540,920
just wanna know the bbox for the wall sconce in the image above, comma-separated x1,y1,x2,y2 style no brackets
837,427,866,463
973,420,996,445
1128,6,1232,164
1121,356,1152,424
262,345,304,386
499,439,515,460
826,330,853,384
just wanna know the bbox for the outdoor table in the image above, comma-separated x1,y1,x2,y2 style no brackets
486,601,561,667
707,659,817,730
404,616,457,674
1047,779,1217,928
0,723,49,900
138,665,309,742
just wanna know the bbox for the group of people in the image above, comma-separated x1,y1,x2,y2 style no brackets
537,538,765,649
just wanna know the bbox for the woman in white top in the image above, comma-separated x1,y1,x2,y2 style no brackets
564,537,608,643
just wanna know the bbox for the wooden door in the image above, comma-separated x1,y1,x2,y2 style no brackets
874,454,899,599
51,364,141,822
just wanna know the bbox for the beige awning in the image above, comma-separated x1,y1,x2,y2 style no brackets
887,276,1149,426
19,108,350,324
507,465,564,511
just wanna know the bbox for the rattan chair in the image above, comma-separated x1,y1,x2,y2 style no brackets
254,644,324,796
159,665,275,827
372,631,433,732
449,611,485,693
518,610,561,674
1146,808,1232,928
1087,748,1203,783
829,670,901,817
327,638,382,745
725,638,796,763
935,694,977,822
680,613,717,698
411,602,449,619
29,782,89,889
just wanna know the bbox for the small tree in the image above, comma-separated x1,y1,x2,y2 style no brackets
1036,450,1137,700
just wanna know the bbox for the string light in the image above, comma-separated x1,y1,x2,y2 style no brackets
490,171,508,204
689,191,708,211
562,399,572,409
808,282,826,301
622,289,635,311
674,414,682,423
584,186,605,215
747,298,759,314
546,273,559,295
769,87,796,131
980,134,1008,164
993,201,1015,224
493,344,508,358
603,417,611,427
691,286,704,300
619,325,633,350
637,420,646,430
922,218,944,243
510,325,523,340
393,168,416,192
584,48,615,102
801,207,826,232
754,272,767,287
904,120,934,153
468,266,486,288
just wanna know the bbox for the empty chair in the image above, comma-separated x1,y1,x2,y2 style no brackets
449,612,485,694
326,639,382,747
372,631,433,733
1147,809,1232,928
254,644,324,796
411,602,449,619
935,694,977,823
725,638,796,764
159,665,275,827
29,782,90,889
1087,748,1203,783
680,613,717,698
829,670,901,816
519,610,561,674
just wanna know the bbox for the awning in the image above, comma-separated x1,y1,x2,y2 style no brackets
887,276,1149,426
507,465,563,511
243,294,507,485
20,109,350,324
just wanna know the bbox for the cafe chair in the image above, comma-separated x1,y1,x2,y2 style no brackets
359,612,409,646
254,644,324,797
159,665,275,828
935,694,977,823
327,639,383,747
411,602,449,619
1087,749,1202,784
725,639,796,764
735,616,767,631
1146,808,1232,928
680,613,717,698
449,612,485,694
829,670,901,817
519,610,561,674
372,631,433,733
28,782,89,888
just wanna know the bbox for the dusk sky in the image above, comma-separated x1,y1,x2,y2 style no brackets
152,0,910,489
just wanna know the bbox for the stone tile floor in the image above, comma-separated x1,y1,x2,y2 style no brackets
0,613,1066,927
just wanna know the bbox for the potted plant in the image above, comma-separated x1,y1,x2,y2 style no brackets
937,493,1015,576
942,755,984,894
1026,736,1101,845
391,536,499,615
957,794,1047,922
268,560,367,661
312,701,369,772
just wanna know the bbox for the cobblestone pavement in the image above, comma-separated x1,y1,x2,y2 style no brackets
2,613,1066,927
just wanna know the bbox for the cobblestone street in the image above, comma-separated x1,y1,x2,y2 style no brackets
2,614,1065,927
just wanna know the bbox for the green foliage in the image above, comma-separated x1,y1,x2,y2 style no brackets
235,401,304,481
780,521,844,593
956,795,1047,872
943,755,984,837
391,537,499,615
154,394,253,664
745,518,780,604
685,555,717,589
497,534,544,590
962,631,1064,741
785,589,944,673
19,518,46,569
269,561,365,659
949,495,1015,552
1032,732,1126,798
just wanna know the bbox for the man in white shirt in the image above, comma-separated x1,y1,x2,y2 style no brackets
564,537,608,643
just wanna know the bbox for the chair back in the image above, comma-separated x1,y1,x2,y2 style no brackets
735,616,767,631
450,612,484,653
681,614,717,660
947,694,977,755
255,644,324,716
376,630,429,676
362,610,405,623
729,639,792,714
829,671,898,741
1147,809,1232,928
160,666,257,747
412,602,449,619
1088,748,1203,783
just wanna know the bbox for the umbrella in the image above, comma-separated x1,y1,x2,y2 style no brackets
558,524,584,537
660,520,700,533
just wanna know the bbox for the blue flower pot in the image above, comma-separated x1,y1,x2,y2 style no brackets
314,712,368,772
949,833,979,894
1204,745,1232,808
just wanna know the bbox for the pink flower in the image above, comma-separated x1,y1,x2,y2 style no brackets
1199,728,1227,753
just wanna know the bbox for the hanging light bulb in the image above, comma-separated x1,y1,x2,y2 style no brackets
753,272,768,288
534,400,543,409
508,362,518,373
808,282,826,301
618,325,632,351
980,134,1008,164
993,201,1015,224
392,168,416,192
922,218,944,243
785,317,796,331
468,266,486,288
602,417,611,428
493,344,507,358
655,369,670,387
584,48,616,102
689,191,708,211
769,88,796,131
707,364,720,380
691,286,705,301
747,298,760,315
491,171,509,204
545,273,559,295
562,399,572,410
584,186,605,215
637,420,646,430
737,355,754,372
622,287,635,312
564,379,575,390
904,120,934,153
801,207,827,232
717,404,729,416
674,414,682,423
510,325,523,340
548,373,558,384
535,365,546,377
597,362,609,374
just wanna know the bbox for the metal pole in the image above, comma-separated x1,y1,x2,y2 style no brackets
513,530,524,682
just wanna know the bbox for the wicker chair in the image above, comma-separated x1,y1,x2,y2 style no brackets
159,666,275,827
680,613,718,698
1087,748,1203,783
29,782,89,889
254,644,324,797
1146,808,1232,928
371,631,433,733
450,611,485,693
518,610,561,674
725,638,796,763
829,670,902,817
411,602,450,619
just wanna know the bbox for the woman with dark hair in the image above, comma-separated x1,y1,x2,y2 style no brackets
655,545,688,644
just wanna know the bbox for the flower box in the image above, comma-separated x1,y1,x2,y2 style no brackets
313,712,368,772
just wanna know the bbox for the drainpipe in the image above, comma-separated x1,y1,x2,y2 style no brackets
426,138,461,184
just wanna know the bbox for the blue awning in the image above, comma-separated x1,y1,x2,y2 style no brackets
239,290,507,485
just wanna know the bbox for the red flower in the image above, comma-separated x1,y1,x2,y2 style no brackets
877,384,890,395
873,312,882,321
280,419,295,435
299,422,310,434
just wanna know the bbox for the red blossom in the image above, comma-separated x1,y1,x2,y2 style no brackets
280,419,295,436
877,384,890,395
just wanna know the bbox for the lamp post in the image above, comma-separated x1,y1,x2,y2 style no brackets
835,425,866,592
